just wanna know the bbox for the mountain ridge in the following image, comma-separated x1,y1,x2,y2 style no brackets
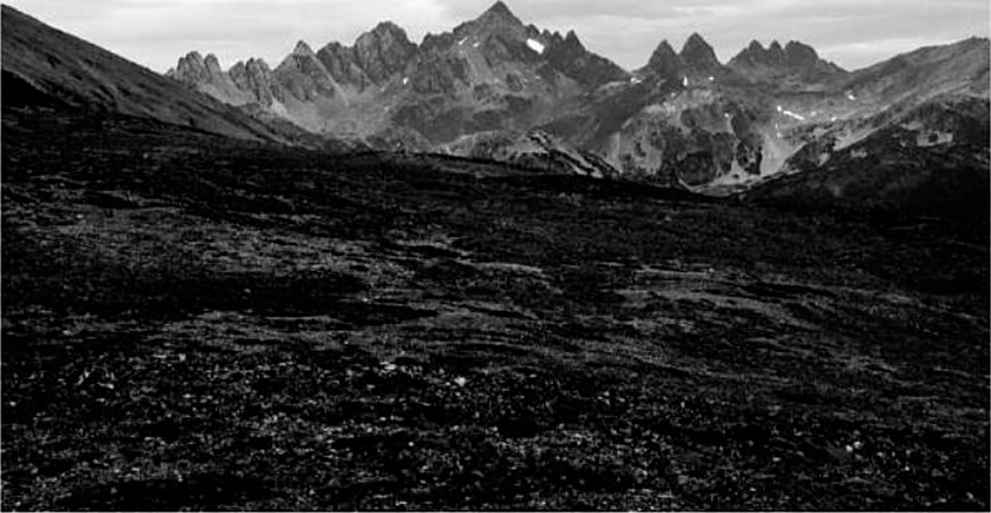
6,1,985,205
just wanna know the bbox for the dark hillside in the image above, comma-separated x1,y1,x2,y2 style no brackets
3,103,988,509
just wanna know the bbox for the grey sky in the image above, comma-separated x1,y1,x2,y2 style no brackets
5,0,988,73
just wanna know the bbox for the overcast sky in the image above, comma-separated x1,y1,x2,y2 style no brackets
6,0,989,73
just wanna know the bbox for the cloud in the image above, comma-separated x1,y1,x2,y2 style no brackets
5,0,988,72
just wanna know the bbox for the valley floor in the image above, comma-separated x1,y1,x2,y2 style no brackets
2,108,988,510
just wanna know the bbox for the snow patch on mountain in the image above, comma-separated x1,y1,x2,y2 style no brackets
526,39,545,54
782,109,806,121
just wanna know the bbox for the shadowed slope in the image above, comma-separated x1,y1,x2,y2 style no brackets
1,5,295,144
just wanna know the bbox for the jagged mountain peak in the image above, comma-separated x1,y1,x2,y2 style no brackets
293,40,315,55
245,57,271,71
783,40,818,66
564,29,583,49
203,53,223,73
173,50,226,82
485,1,517,19
680,33,721,70
472,0,524,29
369,20,406,35
352,20,416,84
644,39,684,78
183,50,205,63
355,21,414,48
747,40,764,52
685,32,709,46
728,38,843,82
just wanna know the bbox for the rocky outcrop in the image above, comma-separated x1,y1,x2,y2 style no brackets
228,58,283,106
168,52,252,105
273,40,340,102
353,22,417,83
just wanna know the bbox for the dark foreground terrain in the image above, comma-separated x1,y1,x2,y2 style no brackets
2,106,989,510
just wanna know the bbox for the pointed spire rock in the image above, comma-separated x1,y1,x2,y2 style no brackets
204,53,222,74
476,0,522,26
679,33,720,71
747,40,764,52
646,39,684,78
293,40,314,55
173,51,211,83
486,0,515,17
768,40,784,58
564,29,583,49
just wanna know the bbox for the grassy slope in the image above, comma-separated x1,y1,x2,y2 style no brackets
2,106,988,510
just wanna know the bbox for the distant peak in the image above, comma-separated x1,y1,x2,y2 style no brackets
783,40,819,66
486,0,515,17
680,33,720,69
475,0,522,25
646,39,683,77
653,39,676,55
562,29,585,51
360,20,412,46
681,32,714,55
245,58,271,72
747,40,764,51
203,53,222,72
371,20,404,35
293,40,314,55
686,32,707,44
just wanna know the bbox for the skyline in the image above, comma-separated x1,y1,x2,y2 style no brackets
4,0,989,73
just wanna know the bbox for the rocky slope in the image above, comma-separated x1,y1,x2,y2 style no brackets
441,129,620,178
0,5,303,145
745,94,990,217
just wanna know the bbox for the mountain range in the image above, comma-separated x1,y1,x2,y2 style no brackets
163,1,989,201
2,2,987,214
